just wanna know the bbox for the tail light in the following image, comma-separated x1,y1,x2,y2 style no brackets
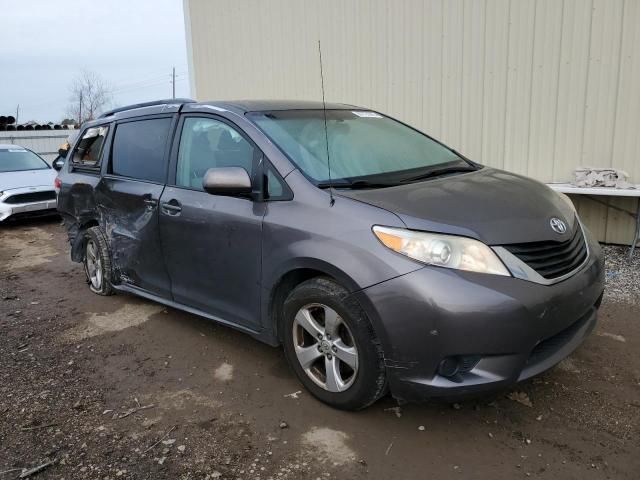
54,177,62,193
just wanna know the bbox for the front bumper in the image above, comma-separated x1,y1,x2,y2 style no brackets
354,230,605,401
0,188,57,221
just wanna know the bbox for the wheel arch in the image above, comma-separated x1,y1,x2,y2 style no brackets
266,259,363,344
69,218,100,262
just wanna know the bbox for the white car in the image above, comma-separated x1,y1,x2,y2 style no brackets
0,144,58,222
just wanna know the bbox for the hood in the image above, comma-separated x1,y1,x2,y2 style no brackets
336,168,577,245
0,168,57,192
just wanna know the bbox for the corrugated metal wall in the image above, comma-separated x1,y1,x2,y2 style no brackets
0,131,73,163
184,0,640,245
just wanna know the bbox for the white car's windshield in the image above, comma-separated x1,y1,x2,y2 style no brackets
249,109,475,186
0,148,50,173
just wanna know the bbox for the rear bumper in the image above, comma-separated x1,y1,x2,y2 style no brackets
354,230,605,401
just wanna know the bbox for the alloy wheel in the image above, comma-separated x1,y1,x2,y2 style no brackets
85,239,103,290
292,303,359,392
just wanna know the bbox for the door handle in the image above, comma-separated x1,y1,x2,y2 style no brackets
143,198,158,209
161,200,182,215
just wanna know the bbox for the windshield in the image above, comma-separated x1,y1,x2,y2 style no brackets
248,109,473,185
0,148,50,173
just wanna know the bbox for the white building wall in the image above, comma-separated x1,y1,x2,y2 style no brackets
184,0,640,244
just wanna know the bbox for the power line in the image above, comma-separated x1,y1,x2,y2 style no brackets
12,71,189,121
110,72,185,92
18,71,189,109
108,67,188,88
111,77,186,95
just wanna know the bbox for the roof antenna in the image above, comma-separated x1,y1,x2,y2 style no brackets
318,40,335,206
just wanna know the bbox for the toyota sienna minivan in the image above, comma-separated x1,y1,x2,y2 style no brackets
55,99,604,410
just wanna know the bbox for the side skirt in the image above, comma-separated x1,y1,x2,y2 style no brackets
112,283,277,344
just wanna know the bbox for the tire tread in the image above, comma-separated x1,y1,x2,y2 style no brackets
85,226,114,296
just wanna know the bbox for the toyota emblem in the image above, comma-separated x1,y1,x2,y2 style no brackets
550,217,567,234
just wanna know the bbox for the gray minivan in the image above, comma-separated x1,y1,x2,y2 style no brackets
55,99,604,410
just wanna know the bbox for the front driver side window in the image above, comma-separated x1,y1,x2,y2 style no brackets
176,117,256,190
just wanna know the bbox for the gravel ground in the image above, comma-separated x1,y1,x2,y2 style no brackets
1,218,639,480
602,245,640,304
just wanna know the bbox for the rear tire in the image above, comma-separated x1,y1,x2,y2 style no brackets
83,226,114,296
282,277,386,410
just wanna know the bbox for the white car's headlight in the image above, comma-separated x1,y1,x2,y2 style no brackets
373,226,511,276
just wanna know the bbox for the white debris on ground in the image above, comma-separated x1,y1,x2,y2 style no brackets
597,331,627,343
283,390,302,399
603,245,640,304
384,406,402,418
301,427,355,465
213,362,234,382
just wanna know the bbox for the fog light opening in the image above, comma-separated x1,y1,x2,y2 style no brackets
438,355,482,378
438,356,460,377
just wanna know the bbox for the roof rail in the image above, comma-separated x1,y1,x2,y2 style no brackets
99,98,195,118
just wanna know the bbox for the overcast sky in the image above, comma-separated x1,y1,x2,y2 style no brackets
0,0,189,124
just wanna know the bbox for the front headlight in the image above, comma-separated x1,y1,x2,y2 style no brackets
373,226,511,276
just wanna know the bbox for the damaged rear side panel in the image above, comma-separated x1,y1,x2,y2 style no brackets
58,123,113,262
57,111,178,301
94,115,176,298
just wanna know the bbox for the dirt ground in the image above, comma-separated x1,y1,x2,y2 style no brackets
1,217,638,480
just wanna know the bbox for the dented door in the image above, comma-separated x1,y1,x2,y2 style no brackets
97,116,175,298
96,177,171,297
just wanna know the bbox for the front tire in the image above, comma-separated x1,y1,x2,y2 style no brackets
83,226,114,296
282,277,386,410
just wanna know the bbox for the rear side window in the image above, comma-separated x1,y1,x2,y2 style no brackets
110,118,172,183
72,126,109,169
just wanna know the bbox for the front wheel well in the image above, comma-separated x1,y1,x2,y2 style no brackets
270,268,339,343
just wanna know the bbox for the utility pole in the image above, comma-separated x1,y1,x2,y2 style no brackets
78,91,83,126
172,66,176,99
15,104,19,125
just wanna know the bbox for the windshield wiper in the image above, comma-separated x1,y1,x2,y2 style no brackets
315,165,478,189
401,165,477,183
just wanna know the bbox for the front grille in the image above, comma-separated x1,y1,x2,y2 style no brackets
4,191,56,204
503,226,587,279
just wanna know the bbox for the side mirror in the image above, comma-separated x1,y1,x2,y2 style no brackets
52,156,65,171
58,147,69,157
203,167,252,197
